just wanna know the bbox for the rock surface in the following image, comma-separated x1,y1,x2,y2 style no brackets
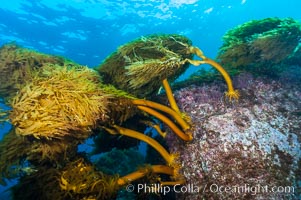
166,72,301,200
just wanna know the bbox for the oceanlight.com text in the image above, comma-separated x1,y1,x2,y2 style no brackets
209,183,295,196
125,183,295,196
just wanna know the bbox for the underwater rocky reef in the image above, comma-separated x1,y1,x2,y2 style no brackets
167,71,301,200
0,17,300,200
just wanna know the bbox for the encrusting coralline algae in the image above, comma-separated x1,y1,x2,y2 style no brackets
166,72,301,200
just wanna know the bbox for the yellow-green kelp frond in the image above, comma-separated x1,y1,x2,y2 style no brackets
0,128,81,186
0,43,72,99
125,57,183,89
9,64,111,140
59,158,120,200
100,84,137,100
118,34,191,61
99,85,140,124
97,34,193,98
0,106,9,124
99,85,141,125
217,17,301,76
27,136,80,165
0,130,32,185
11,167,63,200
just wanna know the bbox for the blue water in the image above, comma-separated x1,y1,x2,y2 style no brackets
0,0,301,199
1,0,301,71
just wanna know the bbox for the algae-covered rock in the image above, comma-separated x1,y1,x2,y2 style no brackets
0,44,75,99
167,73,301,200
217,17,301,76
97,34,193,98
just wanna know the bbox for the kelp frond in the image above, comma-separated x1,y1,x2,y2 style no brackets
0,107,9,124
0,43,68,99
125,57,183,89
0,130,31,185
100,84,137,99
9,64,111,139
59,158,120,199
97,34,192,98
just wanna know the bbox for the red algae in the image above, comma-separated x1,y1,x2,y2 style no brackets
166,73,301,200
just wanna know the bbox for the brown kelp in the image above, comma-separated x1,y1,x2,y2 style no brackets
217,17,301,76
0,33,239,199
9,64,110,140
97,34,193,98
0,44,71,99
